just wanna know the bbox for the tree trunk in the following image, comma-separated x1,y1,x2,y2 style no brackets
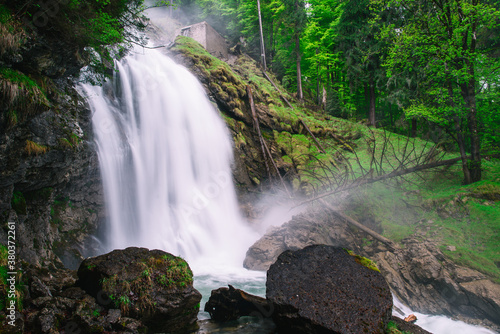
257,0,267,71
316,49,320,105
464,69,481,183
295,34,303,100
368,76,376,127
460,14,481,183
458,71,481,183
411,118,417,138
449,82,472,184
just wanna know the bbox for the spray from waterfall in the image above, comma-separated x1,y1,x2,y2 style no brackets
80,47,257,271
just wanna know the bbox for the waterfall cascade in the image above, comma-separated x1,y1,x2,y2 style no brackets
81,47,257,269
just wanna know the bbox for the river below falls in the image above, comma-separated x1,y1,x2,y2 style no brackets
192,269,497,334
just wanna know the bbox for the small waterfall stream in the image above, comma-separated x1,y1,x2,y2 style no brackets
80,47,495,334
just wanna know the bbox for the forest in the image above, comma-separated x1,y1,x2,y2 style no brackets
173,0,500,185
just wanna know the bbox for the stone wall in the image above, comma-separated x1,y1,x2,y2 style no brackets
179,21,228,59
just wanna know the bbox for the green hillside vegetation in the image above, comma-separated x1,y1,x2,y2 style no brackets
172,33,500,283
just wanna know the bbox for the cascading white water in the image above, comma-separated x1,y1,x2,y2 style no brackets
393,296,496,334
80,47,258,269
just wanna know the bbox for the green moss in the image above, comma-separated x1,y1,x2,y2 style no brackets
235,133,246,148
50,196,70,228
0,245,25,311
58,138,74,149
345,249,380,272
222,114,236,129
101,254,194,315
0,68,41,91
6,110,17,127
386,320,412,334
470,183,500,201
25,140,48,155
69,133,80,146
0,68,49,118
11,191,26,215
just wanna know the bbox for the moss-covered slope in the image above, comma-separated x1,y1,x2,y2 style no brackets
169,34,500,285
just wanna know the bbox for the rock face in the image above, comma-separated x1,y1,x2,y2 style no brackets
366,237,500,331
0,85,104,269
244,210,358,271
266,245,393,334
77,247,202,333
0,6,105,269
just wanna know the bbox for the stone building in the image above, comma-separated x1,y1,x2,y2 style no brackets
178,21,228,59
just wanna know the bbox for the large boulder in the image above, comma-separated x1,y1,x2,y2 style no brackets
77,247,201,333
266,245,393,334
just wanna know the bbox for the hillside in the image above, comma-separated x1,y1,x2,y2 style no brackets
168,35,500,285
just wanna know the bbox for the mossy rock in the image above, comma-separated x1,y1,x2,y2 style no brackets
77,247,201,333
470,183,500,201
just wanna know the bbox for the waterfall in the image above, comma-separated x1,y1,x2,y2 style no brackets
80,47,257,269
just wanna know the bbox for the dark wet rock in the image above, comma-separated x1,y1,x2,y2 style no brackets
24,264,77,298
195,317,277,334
116,317,147,334
106,308,122,324
0,83,105,269
38,306,60,334
77,247,202,333
1,311,24,334
30,276,52,298
205,285,271,321
266,245,393,334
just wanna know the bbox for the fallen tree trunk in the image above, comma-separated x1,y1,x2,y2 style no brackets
319,199,398,251
295,155,466,208
247,85,271,179
262,71,294,109
300,118,326,153
204,285,271,321
247,85,292,198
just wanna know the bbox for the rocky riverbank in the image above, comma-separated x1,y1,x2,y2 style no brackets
1,247,201,334
244,207,500,332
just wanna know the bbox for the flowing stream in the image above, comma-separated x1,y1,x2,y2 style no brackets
81,47,495,334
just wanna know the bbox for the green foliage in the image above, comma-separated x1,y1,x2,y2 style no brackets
386,320,412,334
371,0,500,181
0,4,10,24
0,67,49,122
345,249,380,272
0,245,25,311
11,191,26,215
1,0,161,84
